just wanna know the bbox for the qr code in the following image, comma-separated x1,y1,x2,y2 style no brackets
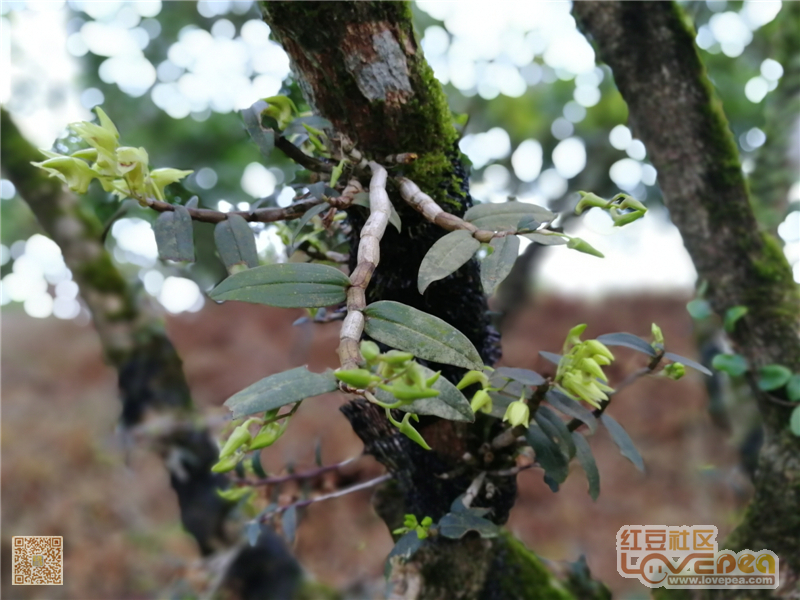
12,536,63,585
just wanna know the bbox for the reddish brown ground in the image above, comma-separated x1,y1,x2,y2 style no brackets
1,294,750,599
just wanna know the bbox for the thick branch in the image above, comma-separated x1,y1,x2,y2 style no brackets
148,195,324,224
574,1,800,585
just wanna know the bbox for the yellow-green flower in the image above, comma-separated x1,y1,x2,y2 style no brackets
503,400,530,428
31,156,97,194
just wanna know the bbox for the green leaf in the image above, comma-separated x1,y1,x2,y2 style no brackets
209,263,350,308
437,511,500,539
185,195,199,209
545,389,597,433
520,232,569,246
385,530,425,576
600,413,644,472
791,405,800,436
596,332,657,357
686,299,712,320
757,364,793,391
723,305,748,333
246,521,261,547
464,200,555,231
375,364,474,422
291,202,329,246
525,422,569,485
363,301,484,370
418,230,480,294
664,352,712,376
494,367,546,387
534,405,576,459
224,366,338,418
572,432,600,501
153,206,195,262
215,214,259,273
480,234,519,295
787,374,800,402
711,353,748,377
241,100,274,158
539,351,563,365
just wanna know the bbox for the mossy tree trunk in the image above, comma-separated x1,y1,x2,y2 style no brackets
261,3,594,598
573,3,800,598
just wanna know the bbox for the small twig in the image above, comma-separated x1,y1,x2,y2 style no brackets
261,473,392,520
337,162,391,370
148,195,325,224
236,456,359,487
275,135,334,173
462,472,487,508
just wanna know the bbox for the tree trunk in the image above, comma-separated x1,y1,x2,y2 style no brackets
573,3,800,597
261,3,600,598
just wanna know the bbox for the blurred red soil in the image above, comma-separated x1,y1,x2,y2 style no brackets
1,294,749,599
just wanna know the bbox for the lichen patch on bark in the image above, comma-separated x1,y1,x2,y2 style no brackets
342,23,412,105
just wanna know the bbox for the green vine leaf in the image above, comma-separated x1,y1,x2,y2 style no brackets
241,99,274,158
480,234,520,295
711,353,748,377
209,263,350,308
214,214,259,273
224,366,338,418
437,511,500,539
790,406,800,437
363,301,484,370
418,230,480,294
153,205,195,262
787,374,800,402
723,305,748,332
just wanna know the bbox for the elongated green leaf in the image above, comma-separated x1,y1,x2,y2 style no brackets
215,214,259,272
154,205,195,262
480,234,519,294
438,511,500,539
291,202,329,246
241,100,274,158
664,352,712,376
363,301,483,370
757,364,793,391
600,413,644,472
464,201,555,231
375,365,474,422
545,388,597,433
572,432,600,500
224,366,339,418
596,332,657,357
494,366,545,387
525,422,569,486
282,505,297,545
520,232,569,245
534,405,575,459
418,230,480,293
210,263,350,308
539,351,563,366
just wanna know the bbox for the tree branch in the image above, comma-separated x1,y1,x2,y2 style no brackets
148,195,325,224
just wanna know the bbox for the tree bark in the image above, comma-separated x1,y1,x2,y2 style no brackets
573,3,800,597
260,3,603,598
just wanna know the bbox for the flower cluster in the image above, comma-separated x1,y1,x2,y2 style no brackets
575,191,647,227
32,107,192,203
457,368,531,428
212,409,291,473
554,324,615,408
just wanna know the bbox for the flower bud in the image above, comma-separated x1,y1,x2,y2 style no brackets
211,454,240,474
379,382,440,401
503,400,530,428
586,340,615,361
32,156,98,195
580,357,608,382
575,191,609,215
664,362,685,380
397,413,431,450
456,370,490,390
216,486,253,502
425,371,442,387
651,323,664,346
470,389,492,414
219,422,254,459
248,421,286,450
612,210,645,227
381,350,415,365
619,196,647,212
335,368,380,389
360,341,380,363
567,237,605,258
